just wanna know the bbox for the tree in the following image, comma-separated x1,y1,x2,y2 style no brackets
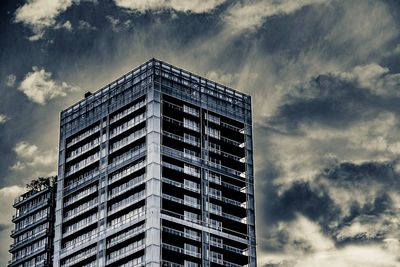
26,176,56,191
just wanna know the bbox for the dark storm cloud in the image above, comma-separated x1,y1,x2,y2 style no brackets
323,161,400,188
267,73,400,133
257,158,400,254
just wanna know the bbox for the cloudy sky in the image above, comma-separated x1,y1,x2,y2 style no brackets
1,0,400,266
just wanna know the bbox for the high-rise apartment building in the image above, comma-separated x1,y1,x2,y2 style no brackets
54,58,256,267
8,178,56,267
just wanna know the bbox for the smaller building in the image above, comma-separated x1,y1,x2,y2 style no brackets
8,177,56,267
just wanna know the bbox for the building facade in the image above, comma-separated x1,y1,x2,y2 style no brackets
8,179,55,267
54,58,256,267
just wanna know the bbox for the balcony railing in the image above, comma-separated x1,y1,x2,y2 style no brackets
164,130,201,147
11,229,47,248
64,185,97,207
66,138,100,162
110,113,146,139
162,243,201,258
107,208,145,231
109,174,145,199
107,224,145,248
223,260,245,267
110,128,146,153
221,136,243,147
162,194,200,209
110,100,146,124
220,121,243,133
67,125,100,148
106,240,145,264
61,230,98,254
222,197,245,208
65,153,99,177
108,144,146,169
61,246,96,267
206,160,245,178
221,212,247,223
13,200,49,221
108,190,145,215
161,261,183,267
162,177,200,193
63,213,98,237
64,198,98,222
162,226,201,241
108,160,146,185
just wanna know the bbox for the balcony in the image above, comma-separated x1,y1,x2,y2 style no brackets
110,100,146,124
108,190,145,216
162,177,200,194
63,213,98,238
64,198,98,222
162,243,201,258
106,240,145,265
108,144,146,170
14,211,48,232
64,169,99,193
107,207,145,231
110,128,146,154
61,246,96,267
109,174,145,199
110,113,146,139
223,244,248,256
222,197,246,208
220,121,243,133
222,181,246,193
221,212,247,224
162,226,201,242
67,125,100,148
61,229,98,254
163,194,200,209
9,228,48,252
65,153,100,177
163,131,200,147
221,136,243,147
107,224,145,248
12,199,49,222
206,160,245,178
13,187,50,207
223,260,246,267
64,185,97,207
11,216,49,237
9,243,49,266
163,116,183,127
66,138,100,162
109,160,146,185
162,261,184,267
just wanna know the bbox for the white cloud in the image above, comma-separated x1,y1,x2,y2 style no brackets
14,0,74,40
294,245,400,267
223,0,326,33
206,70,239,86
78,20,96,31
54,20,72,31
106,15,133,32
0,114,10,124
259,217,400,267
11,141,57,174
18,66,79,105
338,63,400,97
114,0,225,13
5,74,16,87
